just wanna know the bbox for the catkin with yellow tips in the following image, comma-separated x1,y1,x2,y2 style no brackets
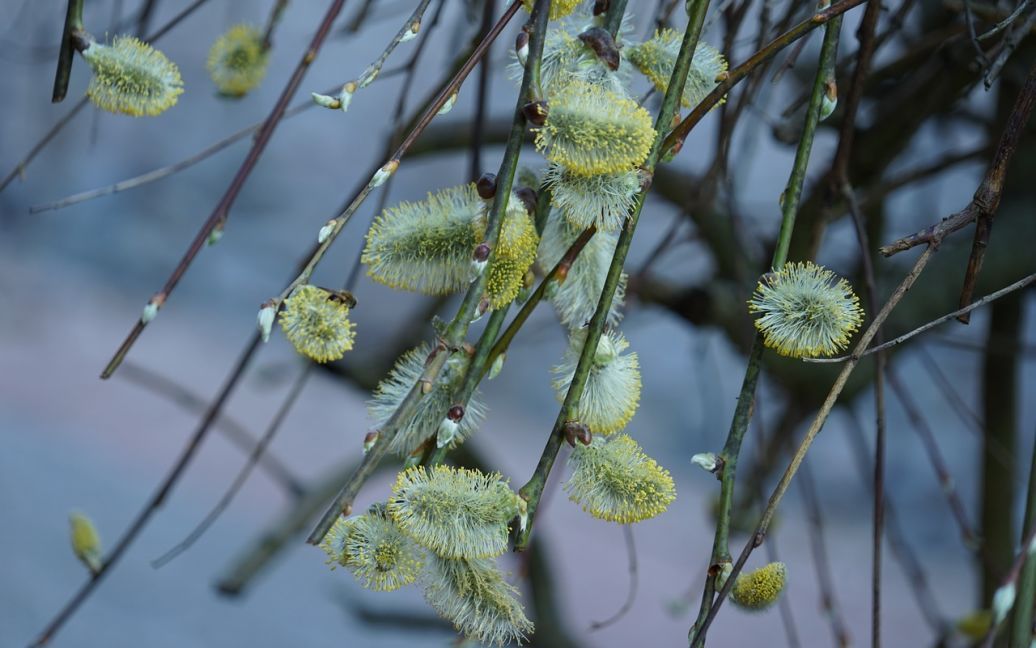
747,261,864,358
730,562,787,611
552,329,641,434
319,508,425,591
278,285,357,363
535,81,655,176
544,162,640,232
423,556,534,646
388,465,522,559
81,36,183,116
564,434,676,523
627,30,727,109
207,25,269,97
476,198,540,310
367,344,487,457
362,184,483,295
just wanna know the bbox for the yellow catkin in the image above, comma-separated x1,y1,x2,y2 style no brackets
731,562,787,611
388,466,522,560
69,512,102,574
207,25,269,97
521,0,583,20
476,199,540,309
81,36,183,116
278,285,356,363
535,81,655,176
564,434,676,524
747,261,864,358
627,30,727,109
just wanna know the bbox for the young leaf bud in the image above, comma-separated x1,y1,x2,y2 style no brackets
256,299,277,343
691,452,719,473
318,219,336,244
69,512,102,574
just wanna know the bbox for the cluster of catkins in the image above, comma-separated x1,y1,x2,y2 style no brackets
73,24,269,117
305,4,734,644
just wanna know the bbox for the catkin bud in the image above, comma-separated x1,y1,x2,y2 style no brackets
69,512,102,574
476,173,498,199
515,32,530,67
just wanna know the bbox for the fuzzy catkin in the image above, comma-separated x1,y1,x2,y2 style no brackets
747,261,864,358
388,465,522,559
278,285,356,363
81,36,183,116
362,184,483,295
535,81,655,176
367,344,487,457
207,25,269,97
627,30,727,109
552,329,641,434
423,556,534,646
731,562,787,611
322,509,425,592
537,210,626,329
544,163,640,232
564,434,676,523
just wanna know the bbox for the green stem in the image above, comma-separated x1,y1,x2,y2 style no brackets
53,0,85,103
1010,430,1036,647
516,0,712,552
603,0,630,37
689,14,843,647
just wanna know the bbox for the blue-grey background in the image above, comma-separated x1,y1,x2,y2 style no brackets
2,0,1034,646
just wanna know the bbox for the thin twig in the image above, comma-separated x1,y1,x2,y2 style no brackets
51,0,84,103
663,0,870,157
690,13,843,646
588,525,638,631
28,335,265,646
117,362,305,497
959,60,1036,319
980,521,1036,647
799,460,849,647
879,61,1036,259
271,0,524,310
886,367,982,551
150,365,313,568
844,413,950,636
804,271,1036,363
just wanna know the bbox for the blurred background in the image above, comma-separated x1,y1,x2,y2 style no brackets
2,0,1035,646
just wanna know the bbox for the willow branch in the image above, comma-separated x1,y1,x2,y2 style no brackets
804,271,1036,363
100,0,351,380
273,0,523,309
52,0,85,103
879,61,1036,259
